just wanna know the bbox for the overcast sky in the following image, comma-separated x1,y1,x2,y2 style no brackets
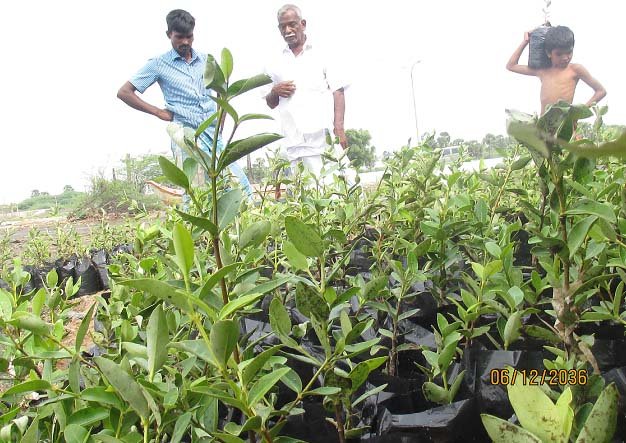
2,0,624,204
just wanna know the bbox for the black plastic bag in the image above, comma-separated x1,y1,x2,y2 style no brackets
375,398,484,443
528,26,552,69
464,348,546,417
75,257,104,296
91,249,110,289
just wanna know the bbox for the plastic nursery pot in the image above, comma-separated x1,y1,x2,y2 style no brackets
75,256,104,296
54,257,77,286
576,322,626,371
364,373,430,415
280,399,341,443
374,397,484,443
463,346,546,417
90,249,110,289
346,239,376,276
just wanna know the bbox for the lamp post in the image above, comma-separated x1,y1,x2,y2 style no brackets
410,60,422,145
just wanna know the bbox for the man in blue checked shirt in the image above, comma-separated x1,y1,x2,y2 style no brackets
117,9,253,199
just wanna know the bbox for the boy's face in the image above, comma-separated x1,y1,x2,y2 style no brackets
548,47,573,69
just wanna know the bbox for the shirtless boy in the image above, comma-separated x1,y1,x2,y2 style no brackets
506,26,606,115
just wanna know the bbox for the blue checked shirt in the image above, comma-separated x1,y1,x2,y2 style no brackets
130,48,216,131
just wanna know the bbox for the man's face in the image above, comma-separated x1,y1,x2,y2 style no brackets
548,48,573,69
167,30,194,58
278,10,306,48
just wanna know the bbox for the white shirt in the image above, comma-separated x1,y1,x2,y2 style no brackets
264,39,348,159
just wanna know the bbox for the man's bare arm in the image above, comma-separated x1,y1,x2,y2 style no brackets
333,88,347,149
117,81,173,121
506,33,540,76
573,64,607,107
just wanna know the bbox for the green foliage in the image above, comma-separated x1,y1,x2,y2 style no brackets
346,129,376,169
481,368,618,443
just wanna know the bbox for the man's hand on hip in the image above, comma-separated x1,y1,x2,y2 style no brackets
156,109,174,122
272,81,297,98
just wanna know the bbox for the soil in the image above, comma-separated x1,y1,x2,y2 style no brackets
0,209,163,259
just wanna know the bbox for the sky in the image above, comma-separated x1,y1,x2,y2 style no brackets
2,0,624,204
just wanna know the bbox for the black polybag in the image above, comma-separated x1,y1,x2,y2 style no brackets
528,25,552,69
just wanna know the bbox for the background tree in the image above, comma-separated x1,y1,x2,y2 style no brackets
346,129,376,169
63,185,75,193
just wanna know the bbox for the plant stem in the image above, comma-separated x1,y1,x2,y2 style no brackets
334,402,347,443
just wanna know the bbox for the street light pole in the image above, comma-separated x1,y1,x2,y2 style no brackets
410,60,421,146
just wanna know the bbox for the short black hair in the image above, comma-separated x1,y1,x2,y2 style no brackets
166,9,195,34
544,26,575,53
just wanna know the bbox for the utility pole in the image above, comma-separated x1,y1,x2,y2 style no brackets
410,60,422,145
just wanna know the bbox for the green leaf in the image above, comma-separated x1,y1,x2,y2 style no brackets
9,312,51,336
170,340,215,365
64,424,90,443
481,414,542,443
199,263,241,298
75,302,96,353
210,319,239,369
158,156,189,190
248,367,291,405
194,112,219,138
238,113,273,123
507,286,524,308
349,357,387,391
81,386,124,409
212,433,246,443
147,304,169,381
524,325,560,344
173,223,194,277
175,210,218,237
219,292,264,319
352,383,388,408
485,242,502,258
31,289,45,317
559,130,626,159
304,387,342,396
280,369,303,394
283,240,309,271
437,341,458,372
507,366,572,443
221,48,233,82
1,379,51,397
242,346,283,387
506,110,551,158
204,54,226,93
269,297,292,338
575,383,619,443
67,407,109,427
567,215,597,259
171,411,193,443
210,95,239,123
566,199,616,224
217,133,283,174
423,382,450,404
119,279,191,313
217,189,243,230
227,73,273,98
20,416,39,443
240,221,271,249
504,311,522,350
94,357,150,419
295,283,329,320
285,216,324,258
510,156,532,171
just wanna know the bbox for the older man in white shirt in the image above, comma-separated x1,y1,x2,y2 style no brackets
264,4,349,177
